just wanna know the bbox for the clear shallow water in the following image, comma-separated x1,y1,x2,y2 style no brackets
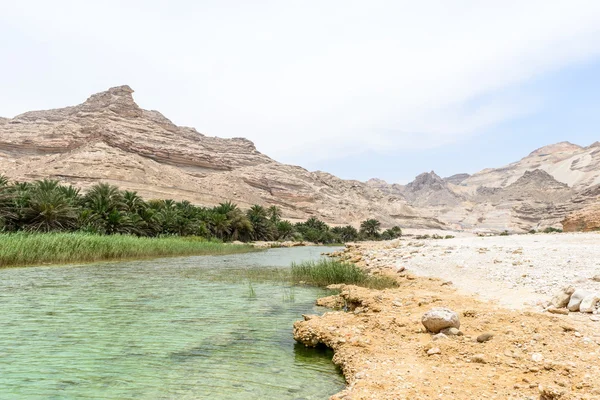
0,247,345,399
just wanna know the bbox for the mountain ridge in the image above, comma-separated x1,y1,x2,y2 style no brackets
2,85,598,232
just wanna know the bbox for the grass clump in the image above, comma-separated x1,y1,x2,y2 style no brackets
291,259,398,290
0,232,256,268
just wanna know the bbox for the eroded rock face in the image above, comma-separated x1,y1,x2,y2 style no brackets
0,86,441,228
421,307,460,333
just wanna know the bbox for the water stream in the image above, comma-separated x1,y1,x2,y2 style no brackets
0,247,345,399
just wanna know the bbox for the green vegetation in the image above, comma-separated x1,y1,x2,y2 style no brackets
543,227,563,233
291,259,398,289
0,176,403,245
0,232,255,268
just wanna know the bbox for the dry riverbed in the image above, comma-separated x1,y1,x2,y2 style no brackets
293,233,600,399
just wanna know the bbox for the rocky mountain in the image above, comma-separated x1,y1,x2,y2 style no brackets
369,144,600,232
0,86,440,228
2,85,598,233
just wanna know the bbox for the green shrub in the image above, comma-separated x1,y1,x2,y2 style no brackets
543,227,563,233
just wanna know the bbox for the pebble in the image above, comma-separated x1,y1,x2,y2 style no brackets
470,354,486,364
441,327,462,336
531,353,544,363
547,307,569,315
476,333,494,343
427,347,441,356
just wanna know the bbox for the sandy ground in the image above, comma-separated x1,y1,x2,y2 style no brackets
293,233,600,399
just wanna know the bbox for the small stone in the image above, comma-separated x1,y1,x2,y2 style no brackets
539,384,566,400
547,307,569,315
432,333,448,341
441,327,462,336
421,308,460,333
592,274,600,282
579,294,600,313
477,333,494,343
574,331,582,338
549,286,575,309
470,354,486,364
590,316,600,322
567,289,591,312
427,347,441,356
531,353,544,363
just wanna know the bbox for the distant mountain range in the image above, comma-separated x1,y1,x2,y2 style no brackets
1,86,598,232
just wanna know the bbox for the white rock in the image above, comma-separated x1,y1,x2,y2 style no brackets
579,294,600,313
427,347,441,356
549,286,575,308
567,289,591,312
421,308,460,333
531,353,544,363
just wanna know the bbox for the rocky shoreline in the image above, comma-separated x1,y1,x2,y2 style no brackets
293,234,600,399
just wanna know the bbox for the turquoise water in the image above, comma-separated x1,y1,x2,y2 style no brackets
0,247,345,399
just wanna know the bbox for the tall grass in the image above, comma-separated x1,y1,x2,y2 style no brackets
291,259,398,289
0,232,256,268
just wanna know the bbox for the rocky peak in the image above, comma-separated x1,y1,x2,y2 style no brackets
79,85,142,117
527,141,582,158
444,173,470,185
587,141,600,149
405,171,446,192
509,169,569,190
366,178,389,186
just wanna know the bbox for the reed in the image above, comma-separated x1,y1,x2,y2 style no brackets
0,232,256,268
291,259,398,289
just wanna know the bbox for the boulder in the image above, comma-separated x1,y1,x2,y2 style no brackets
579,294,600,313
421,307,460,333
567,289,591,312
549,286,575,308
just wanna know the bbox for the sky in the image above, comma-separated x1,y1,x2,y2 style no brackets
1,1,600,184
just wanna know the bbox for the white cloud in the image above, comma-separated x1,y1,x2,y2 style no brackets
1,1,600,165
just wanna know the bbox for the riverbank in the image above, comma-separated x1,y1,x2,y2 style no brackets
0,233,256,268
294,233,600,399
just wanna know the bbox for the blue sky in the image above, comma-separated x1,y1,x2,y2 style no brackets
312,59,600,182
1,1,600,184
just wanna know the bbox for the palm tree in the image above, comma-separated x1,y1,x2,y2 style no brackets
267,205,282,223
57,185,82,206
360,219,381,239
207,212,230,240
215,201,238,216
275,220,295,240
83,183,126,234
123,190,146,213
226,208,253,241
22,188,78,232
246,205,274,241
